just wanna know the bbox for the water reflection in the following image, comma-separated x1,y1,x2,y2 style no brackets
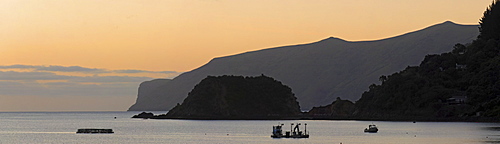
483,127,500,143
484,127,500,131
0,112,499,144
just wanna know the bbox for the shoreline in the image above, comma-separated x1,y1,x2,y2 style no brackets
132,112,500,123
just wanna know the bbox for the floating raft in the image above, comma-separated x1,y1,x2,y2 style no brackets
271,123,309,138
76,129,114,134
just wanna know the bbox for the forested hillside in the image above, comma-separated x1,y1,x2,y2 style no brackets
355,1,500,121
163,75,301,119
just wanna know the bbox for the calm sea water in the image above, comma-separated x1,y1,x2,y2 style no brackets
0,111,498,144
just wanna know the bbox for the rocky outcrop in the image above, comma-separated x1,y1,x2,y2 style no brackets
307,97,355,118
129,21,480,111
163,75,301,119
131,112,154,119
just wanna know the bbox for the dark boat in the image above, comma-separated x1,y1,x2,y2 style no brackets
271,123,309,138
76,129,114,134
364,124,378,133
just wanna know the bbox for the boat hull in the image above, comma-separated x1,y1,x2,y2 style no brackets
364,129,378,133
271,135,309,138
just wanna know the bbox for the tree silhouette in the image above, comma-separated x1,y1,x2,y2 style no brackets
479,0,500,40
379,75,387,83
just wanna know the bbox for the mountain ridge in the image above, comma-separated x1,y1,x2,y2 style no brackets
128,21,479,111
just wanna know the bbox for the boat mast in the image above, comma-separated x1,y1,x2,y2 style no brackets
305,123,307,134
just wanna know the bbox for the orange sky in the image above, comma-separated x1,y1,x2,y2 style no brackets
0,0,492,72
0,0,493,111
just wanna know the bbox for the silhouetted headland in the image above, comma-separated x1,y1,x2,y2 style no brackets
132,1,500,122
128,21,480,112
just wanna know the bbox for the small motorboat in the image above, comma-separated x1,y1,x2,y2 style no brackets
364,124,378,133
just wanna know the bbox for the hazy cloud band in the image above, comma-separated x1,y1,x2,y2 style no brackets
0,64,181,98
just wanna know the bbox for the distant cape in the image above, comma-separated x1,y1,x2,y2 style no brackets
128,21,479,111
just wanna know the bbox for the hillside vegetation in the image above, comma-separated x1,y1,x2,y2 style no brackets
163,75,301,119
354,1,500,121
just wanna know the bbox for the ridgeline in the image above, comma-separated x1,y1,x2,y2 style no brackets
128,20,479,111
133,1,499,122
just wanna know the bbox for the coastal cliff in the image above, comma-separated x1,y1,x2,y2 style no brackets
128,79,172,111
163,75,301,119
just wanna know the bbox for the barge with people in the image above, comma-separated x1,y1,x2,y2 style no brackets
271,123,309,138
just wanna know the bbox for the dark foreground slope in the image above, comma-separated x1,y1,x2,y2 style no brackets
161,75,301,119
354,40,499,121
129,21,479,111
354,2,500,121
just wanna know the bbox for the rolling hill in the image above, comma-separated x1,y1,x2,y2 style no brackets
128,21,479,111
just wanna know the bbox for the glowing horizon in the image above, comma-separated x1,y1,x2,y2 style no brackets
1,0,491,72
0,0,493,111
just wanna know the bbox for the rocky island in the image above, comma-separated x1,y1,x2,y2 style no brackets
148,75,302,119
